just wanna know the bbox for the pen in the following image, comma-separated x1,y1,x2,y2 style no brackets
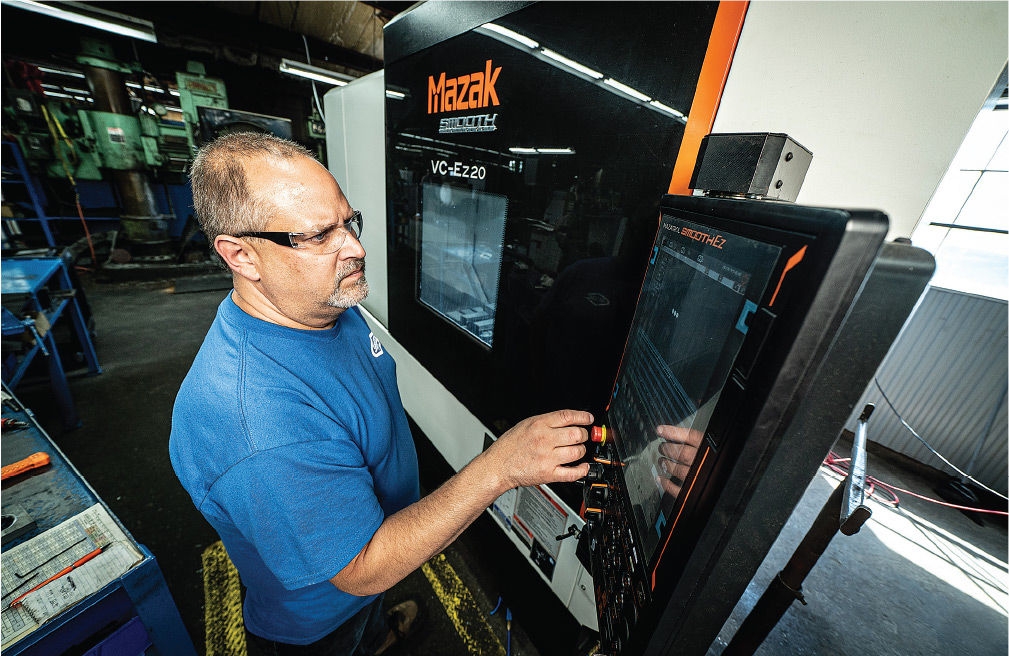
8,546,104,609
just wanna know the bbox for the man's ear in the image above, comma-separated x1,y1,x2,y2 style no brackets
214,235,262,282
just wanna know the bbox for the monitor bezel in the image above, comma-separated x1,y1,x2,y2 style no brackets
604,195,888,627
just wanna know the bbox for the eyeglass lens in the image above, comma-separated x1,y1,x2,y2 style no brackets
291,213,362,253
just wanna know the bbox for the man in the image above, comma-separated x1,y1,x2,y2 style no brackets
169,132,591,655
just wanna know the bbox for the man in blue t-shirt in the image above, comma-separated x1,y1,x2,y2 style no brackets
169,132,592,655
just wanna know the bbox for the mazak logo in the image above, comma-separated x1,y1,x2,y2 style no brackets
427,60,502,115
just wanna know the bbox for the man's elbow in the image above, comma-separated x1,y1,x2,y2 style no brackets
330,575,387,597
330,559,388,597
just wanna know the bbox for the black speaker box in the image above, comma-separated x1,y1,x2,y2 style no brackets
690,133,812,201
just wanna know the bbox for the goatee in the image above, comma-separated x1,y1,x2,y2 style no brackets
328,259,369,309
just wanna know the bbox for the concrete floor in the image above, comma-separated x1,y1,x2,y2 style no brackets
711,451,1008,656
14,273,1009,656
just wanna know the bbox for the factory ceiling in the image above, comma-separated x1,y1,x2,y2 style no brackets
130,1,414,78
3,1,413,81
210,1,411,64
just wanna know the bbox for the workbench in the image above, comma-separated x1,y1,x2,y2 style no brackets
0,386,195,655
1,257,101,430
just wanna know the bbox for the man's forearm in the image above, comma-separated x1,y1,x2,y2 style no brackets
330,409,591,596
331,449,504,596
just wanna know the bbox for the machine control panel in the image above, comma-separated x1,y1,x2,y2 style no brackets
577,195,809,654
583,440,651,655
575,194,933,655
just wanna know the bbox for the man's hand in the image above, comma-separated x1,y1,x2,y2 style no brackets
482,410,593,493
331,409,592,596
655,424,704,498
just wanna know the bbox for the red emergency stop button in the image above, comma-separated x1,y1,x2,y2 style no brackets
591,425,608,444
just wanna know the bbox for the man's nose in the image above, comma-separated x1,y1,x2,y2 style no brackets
340,232,366,260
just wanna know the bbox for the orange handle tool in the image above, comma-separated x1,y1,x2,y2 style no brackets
1,452,51,481
9,546,104,608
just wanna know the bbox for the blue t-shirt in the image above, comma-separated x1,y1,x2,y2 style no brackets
169,294,419,644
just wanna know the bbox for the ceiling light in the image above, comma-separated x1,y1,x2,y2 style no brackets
507,147,576,156
125,81,167,94
603,78,651,103
6,0,157,42
279,59,354,86
478,23,540,50
648,100,687,121
540,49,603,80
386,89,406,100
36,65,86,79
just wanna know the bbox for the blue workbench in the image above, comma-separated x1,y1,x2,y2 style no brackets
1,257,101,429
0,386,195,655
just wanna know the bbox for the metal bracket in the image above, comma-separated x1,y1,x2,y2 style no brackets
775,571,807,606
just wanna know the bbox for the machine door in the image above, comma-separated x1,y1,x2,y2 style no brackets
384,3,721,485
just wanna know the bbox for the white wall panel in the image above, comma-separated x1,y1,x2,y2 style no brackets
714,1,1008,240
845,287,1008,495
325,72,390,326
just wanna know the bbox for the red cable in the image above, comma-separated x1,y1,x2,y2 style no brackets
74,193,97,272
823,451,899,506
874,479,1009,517
822,452,1007,516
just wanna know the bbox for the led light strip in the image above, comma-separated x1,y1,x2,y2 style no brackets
475,22,686,124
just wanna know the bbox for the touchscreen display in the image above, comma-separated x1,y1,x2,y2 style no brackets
608,213,782,563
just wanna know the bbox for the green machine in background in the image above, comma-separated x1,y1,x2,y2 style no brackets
75,38,157,173
3,38,290,252
175,63,228,159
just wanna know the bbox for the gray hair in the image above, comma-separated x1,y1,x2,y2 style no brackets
189,132,315,246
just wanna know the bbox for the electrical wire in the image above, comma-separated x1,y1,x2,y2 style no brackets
506,606,512,656
822,451,1008,516
39,105,97,270
876,479,1008,516
302,34,326,126
823,452,900,507
874,377,1009,502
490,595,511,656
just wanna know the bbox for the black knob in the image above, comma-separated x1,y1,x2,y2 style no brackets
588,483,610,504
584,462,605,482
